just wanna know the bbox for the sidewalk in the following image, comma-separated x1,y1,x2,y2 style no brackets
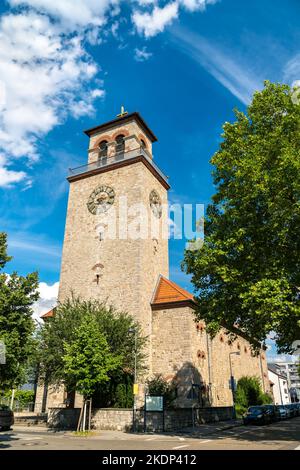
12,419,243,439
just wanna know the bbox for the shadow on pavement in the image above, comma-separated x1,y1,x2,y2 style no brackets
0,429,20,449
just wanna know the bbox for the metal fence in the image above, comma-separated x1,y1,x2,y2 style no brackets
0,397,35,412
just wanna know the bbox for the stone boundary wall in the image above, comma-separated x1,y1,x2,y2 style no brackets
48,408,81,430
47,406,234,432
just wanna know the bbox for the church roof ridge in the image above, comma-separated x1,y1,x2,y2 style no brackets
83,111,158,142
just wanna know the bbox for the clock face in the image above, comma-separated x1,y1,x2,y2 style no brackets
87,185,115,215
149,189,162,219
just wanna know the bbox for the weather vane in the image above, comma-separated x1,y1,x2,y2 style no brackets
117,105,128,118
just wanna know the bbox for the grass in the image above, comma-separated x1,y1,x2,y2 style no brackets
72,430,97,437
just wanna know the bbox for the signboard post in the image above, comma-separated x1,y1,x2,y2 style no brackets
144,396,165,433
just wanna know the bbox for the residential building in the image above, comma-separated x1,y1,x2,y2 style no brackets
268,364,290,405
274,362,300,402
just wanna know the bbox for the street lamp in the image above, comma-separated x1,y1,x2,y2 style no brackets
128,328,137,432
229,351,240,419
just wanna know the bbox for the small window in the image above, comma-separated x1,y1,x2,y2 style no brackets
141,139,146,148
99,140,108,158
115,134,125,154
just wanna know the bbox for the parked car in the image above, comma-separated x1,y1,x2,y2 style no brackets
263,404,278,422
0,404,14,431
284,404,293,418
243,406,272,425
289,403,299,417
275,405,288,419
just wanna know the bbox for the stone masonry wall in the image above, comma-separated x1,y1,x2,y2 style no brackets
152,306,270,407
44,117,169,411
58,161,168,337
48,407,234,432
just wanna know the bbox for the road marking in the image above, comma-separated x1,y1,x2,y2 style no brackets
294,445,300,450
172,444,189,450
199,440,212,444
145,438,156,441
179,437,185,441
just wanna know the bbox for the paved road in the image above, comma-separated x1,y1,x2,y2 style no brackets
1,417,300,450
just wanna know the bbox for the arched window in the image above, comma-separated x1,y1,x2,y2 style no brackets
115,134,125,154
141,139,146,149
99,140,108,158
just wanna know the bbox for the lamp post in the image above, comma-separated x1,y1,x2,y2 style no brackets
229,351,240,419
129,328,137,432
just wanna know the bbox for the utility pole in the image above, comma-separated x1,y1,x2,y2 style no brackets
129,328,137,432
229,351,240,419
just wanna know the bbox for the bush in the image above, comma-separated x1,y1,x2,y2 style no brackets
235,386,248,416
235,376,273,415
260,392,273,405
146,375,176,408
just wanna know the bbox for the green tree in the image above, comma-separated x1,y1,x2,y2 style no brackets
183,82,300,352
63,316,121,398
37,296,146,405
1,389,35,409
0,233,39,390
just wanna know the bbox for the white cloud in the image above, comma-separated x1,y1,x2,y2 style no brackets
132,2,179,38
0,166,27,187
180,0,218,11
283,53,300,86
171,27,263,104
0,10,104,187
134,46,153,62
38,281,59,301
8,0,112,29
132,0,218,37
32,281,59,321
0,0,219,188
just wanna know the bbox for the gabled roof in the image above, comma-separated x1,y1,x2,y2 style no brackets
268,363,288,380
83,112,158,142
41,307,56,319
151,275,196,310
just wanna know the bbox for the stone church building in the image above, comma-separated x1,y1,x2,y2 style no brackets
35,111,270,412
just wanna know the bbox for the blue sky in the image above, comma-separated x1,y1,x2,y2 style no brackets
0,0,299,361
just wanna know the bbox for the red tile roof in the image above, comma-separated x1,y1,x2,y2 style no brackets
41,307,56,319
151,276,195,307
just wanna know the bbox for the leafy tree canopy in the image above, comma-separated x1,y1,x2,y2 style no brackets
0,232,39,389
183,82,300,352
63,315,121,398
37,296,146,397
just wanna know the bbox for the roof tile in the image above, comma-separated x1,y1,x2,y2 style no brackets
152,276,195,305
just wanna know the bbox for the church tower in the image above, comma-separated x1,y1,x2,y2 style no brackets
58,110,169,374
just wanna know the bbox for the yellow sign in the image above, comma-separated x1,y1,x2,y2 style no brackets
133,384,139,395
